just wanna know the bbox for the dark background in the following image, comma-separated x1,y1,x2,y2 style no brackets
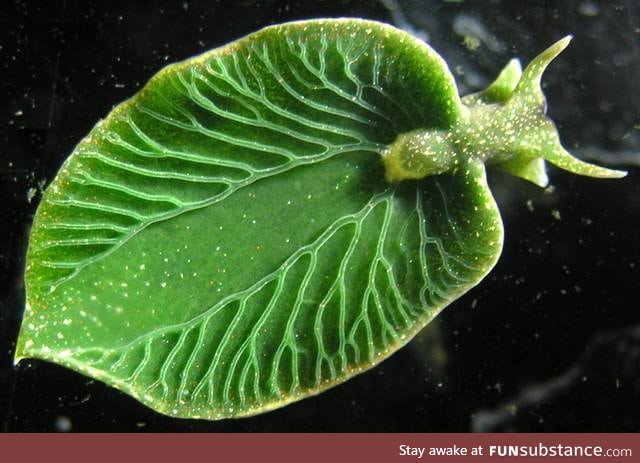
1,0,639,432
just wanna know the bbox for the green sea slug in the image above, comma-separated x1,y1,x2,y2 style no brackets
15,18,625,420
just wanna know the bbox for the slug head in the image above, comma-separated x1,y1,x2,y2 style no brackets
382,37,627,185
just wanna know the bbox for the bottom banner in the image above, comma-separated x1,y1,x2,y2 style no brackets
1,433,637,463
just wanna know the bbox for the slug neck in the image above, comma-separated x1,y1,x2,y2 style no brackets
381,100,547,183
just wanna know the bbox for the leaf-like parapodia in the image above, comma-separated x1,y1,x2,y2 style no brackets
17,20,501,419
25,20,460,292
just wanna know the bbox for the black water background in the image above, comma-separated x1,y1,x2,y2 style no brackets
1,0,639,431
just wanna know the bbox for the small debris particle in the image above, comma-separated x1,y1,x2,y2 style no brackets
27,188,37,203
54,416,72,432
526,199,534,211
578,1,600,16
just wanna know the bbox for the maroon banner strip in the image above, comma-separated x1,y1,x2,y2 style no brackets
1,433,638,463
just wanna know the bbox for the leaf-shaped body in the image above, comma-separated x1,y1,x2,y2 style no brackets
16,19,620,420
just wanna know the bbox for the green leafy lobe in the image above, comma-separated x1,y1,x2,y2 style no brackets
16,19,624,419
